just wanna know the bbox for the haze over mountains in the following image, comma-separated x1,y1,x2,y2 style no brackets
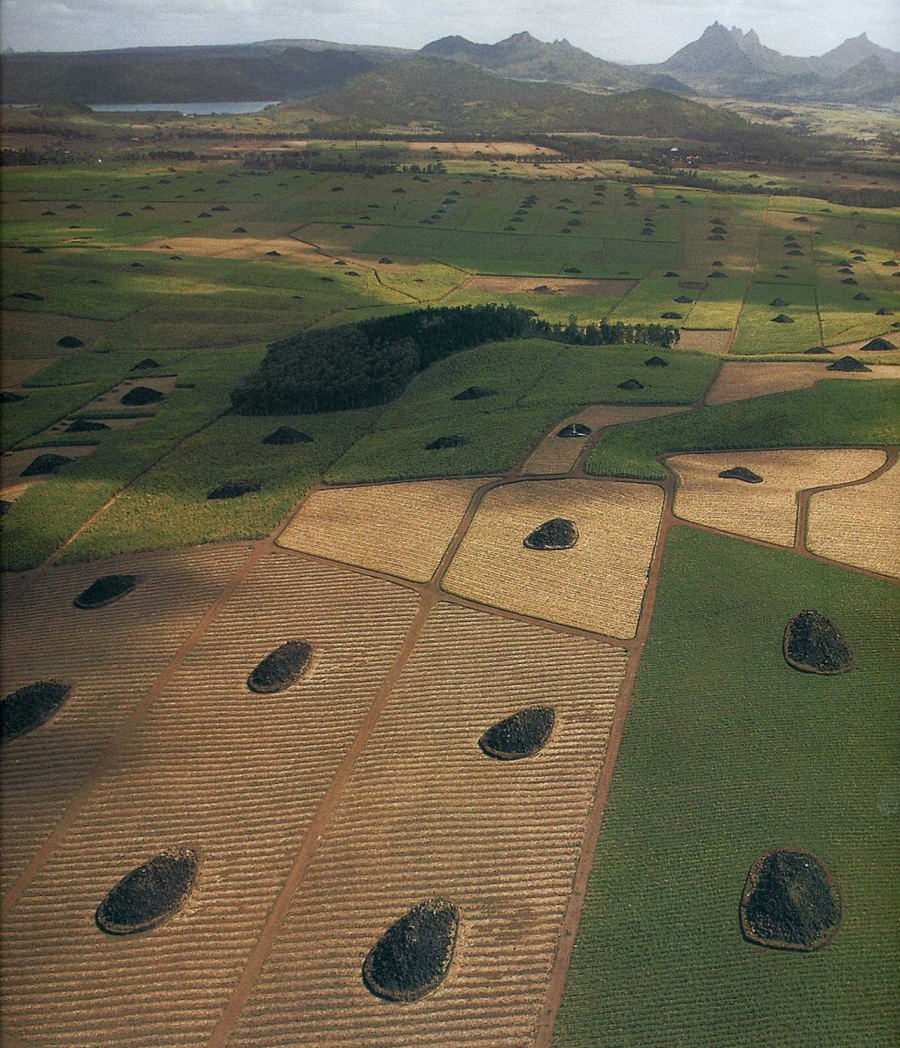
2,23,897,106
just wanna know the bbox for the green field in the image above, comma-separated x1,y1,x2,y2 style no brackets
554,527,899,1047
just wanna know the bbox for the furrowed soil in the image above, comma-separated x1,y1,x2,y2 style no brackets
225,602,628,1048
442,478,664,639
668,449,887,547
707,362,899,405
0,554,418,1047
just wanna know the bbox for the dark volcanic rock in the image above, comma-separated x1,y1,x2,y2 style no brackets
96,848,200,935
861,337,896,350
1,680,71,744
661,312,683,320
425,435,466,450
826,356,870,372
67,417,109,432
771,314,794,324
557,423,591,438
20,453,71,477
452,386,497,401
132,358,160,370
784,610,853,675
247,641,312,694
74,573,139,609
718,466,763,483
12,291,43,301
57,335,85,348
770,298,788,308
740,849,840,951
674,295,693,304
618,378,644,390
479,706,555,760
804,346,832,354
362,898,459,1002
524,518,578,550
121,385,164,406
645,356,669,367
207,479,261,500
262,426,313,445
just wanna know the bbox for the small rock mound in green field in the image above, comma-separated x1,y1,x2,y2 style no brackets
1,680,71,744
852,293,870,301
827,356,869,372
425,435,466,450
708,271,728,278
362,898,459,1002
262,426,313,445
784,609,853,674
663,271,679,277
718,466,763,484
674,296,692,304
73,574,139,610
771,314,794,324
770,298,788,308
524,518,578,550
131,358,160,370
247,640,312,693
804,346,831,354
645,356,669,367
233,227,247,233
67,417,109,432
618,378,644,390
661,312,683,319
96,848,200,935
121,385,164,406
874,309,894,317
479,706,555,760
57,335,84,348
861,337,896,350
558,422,591,437
207,479,260,500
20,453,71,477
840,277,858,285
452,386,497,401
740,849,840,951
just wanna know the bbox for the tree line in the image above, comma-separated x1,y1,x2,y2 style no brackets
230,304,679,415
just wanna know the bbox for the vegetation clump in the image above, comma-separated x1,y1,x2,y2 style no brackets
262,425,313,444
478,706,555,760
73,573,139,609
121,385,164,406
740,849,840,951
56,335,84,348
452,386,497,401
20,453,71,477
95,848,200,935
827,356,869,372
1,680,71,744
784,609,853,674
524,517,578,550
718,466,763,483
247,640,312,693
558,422,591,437
207,478,261,499
362,898,459,1002
426,435,466,450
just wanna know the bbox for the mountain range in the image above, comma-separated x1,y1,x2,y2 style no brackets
2,23,898,106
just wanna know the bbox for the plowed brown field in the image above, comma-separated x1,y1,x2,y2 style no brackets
442,479,664,638
677,330,732,353
669,449,887,547
706,361,899,405
277,479,485,581
0,554,419,1047
0,545,253,894
806,460,900,578
224,602,629,1048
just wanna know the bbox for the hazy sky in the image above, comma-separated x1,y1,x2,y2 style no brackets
2,0,897,63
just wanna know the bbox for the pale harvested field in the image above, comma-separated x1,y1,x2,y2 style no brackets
0,545,253,894
669,449,887,547
442,478,664,638
133,233,328,263
2,357,60,385
226,602,629,1048
463,275,635,297
278,479,485,582
1,444,96,496
707,361,900,405
520,406,687,476
0,554,419,1047
807,460,900,578
678,329,732,353
79,374,179,412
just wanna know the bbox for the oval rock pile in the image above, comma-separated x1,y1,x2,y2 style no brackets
425,435,466,450
120,385,164,406
783,609,853,674
95,848,200,935
73,573,139,609
20,453,72,477
452,386,497,401
524,518,578,550
362,897,459,1001
718,466,763,484
478,706,555,760
1,680,71,744
247,641,312,693
262,426,313,445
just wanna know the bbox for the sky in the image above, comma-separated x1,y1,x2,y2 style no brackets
1,0,897,63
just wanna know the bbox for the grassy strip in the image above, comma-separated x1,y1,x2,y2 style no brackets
554,528,899,1047
586,379,900,480
1,382,108,451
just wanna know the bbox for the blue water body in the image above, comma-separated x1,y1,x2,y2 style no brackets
89,101,280,115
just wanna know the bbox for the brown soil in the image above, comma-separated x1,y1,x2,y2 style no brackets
1,445,96,496
706,361,898,405
677,330,732,354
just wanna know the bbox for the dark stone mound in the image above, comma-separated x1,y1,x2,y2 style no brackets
121,385,164,406
41,210,56,216
73,573,139,610
618,378,644,390
117,211,133,217
740,849,840,951
265,250,281,256
708,271,728,278
479,706,555,760
710,225,727,234
362,898,459,1002
840,278,858,285
425,435,466,450
20,453,71,477
852,293,870,301
12,291,44,301
707,234,725,241
197,212,212,218
25,246,43,254
379,257,394,264
233,227,247,233
784,610,853,675
661,312,683,320
826,356,869,372
718,466,763,484
771,314,794,324
645,356,669,367
674,296,692,304
57,335,85,348
262,426,313,445
452,386,497,401
1,680,71,744
792,216,809,222
861,337,896,350
96,848,200,935
770,298,788,308
524,517,578,551
2,391,26,403
247,640,312,694
67,417,109,432
132,358,160,370
663,271,679,277
874,309,894,317
558,423,591,438
804,346,832,354
207,479,261,500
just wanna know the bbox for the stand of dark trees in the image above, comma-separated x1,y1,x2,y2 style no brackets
230,304,679,415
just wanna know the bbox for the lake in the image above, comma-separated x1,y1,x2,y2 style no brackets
89,101,280,115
